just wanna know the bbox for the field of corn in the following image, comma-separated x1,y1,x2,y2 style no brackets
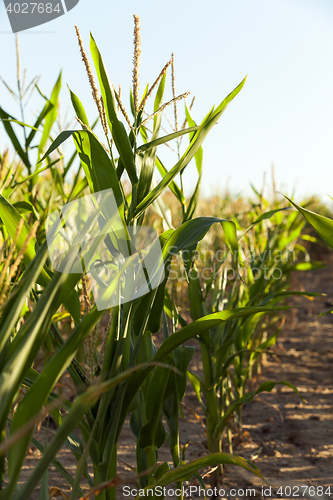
0,16,333,500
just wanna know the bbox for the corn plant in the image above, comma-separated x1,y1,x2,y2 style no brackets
178,191,320,486
228,192,324,395
286,195,333,317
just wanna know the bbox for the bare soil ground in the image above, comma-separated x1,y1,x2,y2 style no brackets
20,252,333,500
221,254,333,499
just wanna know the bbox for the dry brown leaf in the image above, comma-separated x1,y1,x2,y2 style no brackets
49,486,70,499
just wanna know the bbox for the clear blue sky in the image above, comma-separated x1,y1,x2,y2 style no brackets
0,0,333,201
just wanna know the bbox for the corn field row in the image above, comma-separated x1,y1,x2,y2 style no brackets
0,17,332,500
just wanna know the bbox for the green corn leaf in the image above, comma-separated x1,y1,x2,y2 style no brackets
26,100,54,148
183,105,203,222
156,156,185,205
240,208,294,239
13,200,38,217
286,261,325,271
67,175,88,203
136,153,154,208
38,466,49,500
163,290,187,328
173,345,195,403
185,103,203,175
261,290,323,306
0,107,31,169
132,274,169,336
153,462,171,481
38,129,75,162
136,126,199,154
38,72,62,158
301,233,328,247
153,306,290,363
152,196,173,229
221,220,239,261
183,175,202,223
63,147,79,178
132,229,173,336
253,207,293,224
0,118,39,130
138,365,170,450
138,453,264,492
187,370,205,409
215,337,239,371
137,74,167,205
68,86,90,127
278,223,304,250
12,156,62,188
153,75,165,128
213,380,304,439
39,129,124,213
72,130,124,208
285,195,333,249
319,307,333,317
188,266,204,320
162,217,238,262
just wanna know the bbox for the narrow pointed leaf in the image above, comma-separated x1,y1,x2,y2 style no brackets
38,72,62,157
69,87,90,127
285,196,333,249
0,107,31,168
136,127,199,153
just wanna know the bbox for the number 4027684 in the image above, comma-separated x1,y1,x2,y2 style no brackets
5,3,61,14
276,486,332,497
